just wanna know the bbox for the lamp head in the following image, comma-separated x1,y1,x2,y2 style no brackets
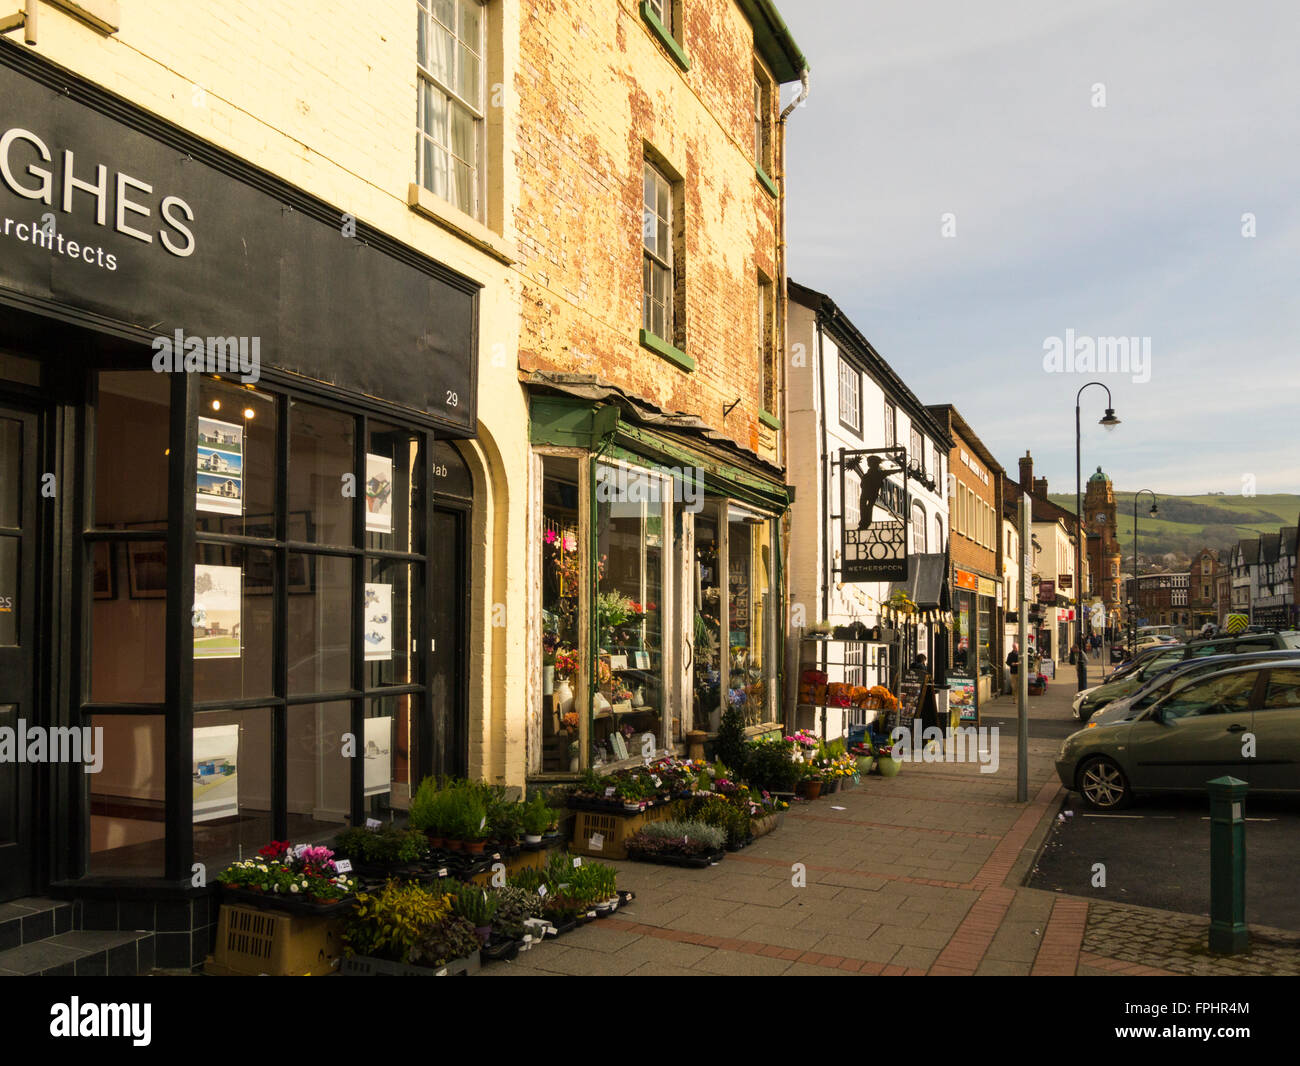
1099,408,1121,430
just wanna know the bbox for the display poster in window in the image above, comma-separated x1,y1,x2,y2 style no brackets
193,564,242,659
196,417,244,515
840,449,907,581
364,582,393,661
365,453,394,534
193,724,240,822
948,671,977,722
364,716,392,796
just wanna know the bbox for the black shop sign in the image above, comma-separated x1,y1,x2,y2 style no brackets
839,447,909,582
0,44,477,435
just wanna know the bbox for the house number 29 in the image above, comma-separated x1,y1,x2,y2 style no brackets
445,390,459,407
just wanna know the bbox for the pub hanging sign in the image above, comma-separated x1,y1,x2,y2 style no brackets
839,447,908,582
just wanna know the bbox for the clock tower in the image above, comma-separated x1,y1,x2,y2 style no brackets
1084,466,1122,622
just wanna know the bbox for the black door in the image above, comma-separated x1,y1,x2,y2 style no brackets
430,505,468,779
0,403,39,901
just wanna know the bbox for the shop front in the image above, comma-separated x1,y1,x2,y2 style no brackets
0,45,478,964
951,567,997,708
525,380,788,779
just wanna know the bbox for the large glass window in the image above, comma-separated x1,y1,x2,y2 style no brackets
727,505,776,727
594,462,668,761
416,0,485,218
540,455,583,772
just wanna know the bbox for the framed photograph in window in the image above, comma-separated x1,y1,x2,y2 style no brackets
124,522,167,600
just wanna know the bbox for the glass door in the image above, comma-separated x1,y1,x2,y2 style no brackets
692,504,723,732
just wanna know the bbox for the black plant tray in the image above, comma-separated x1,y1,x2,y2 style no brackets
616,889,636,906
481,936,521,963
724,836,756,853
549,918,578,936
625,848,724,869
218,885,355,917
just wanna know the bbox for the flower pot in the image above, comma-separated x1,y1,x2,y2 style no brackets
623,802,641,813
569,754,580,771
856,756,875,775
798,780,823,800
554,678,574,715
475,925,493,945
876,756,902,778
543,665,555,696
824,777,840,794
524,833,543,845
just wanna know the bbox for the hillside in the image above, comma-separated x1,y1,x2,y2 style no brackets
1045,492,1300,561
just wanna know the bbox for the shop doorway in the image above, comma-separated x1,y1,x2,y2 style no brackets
430,504,469,779
0,402,38,901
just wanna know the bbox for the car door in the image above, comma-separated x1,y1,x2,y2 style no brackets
1248,667,1300,791
1122,670,1260,791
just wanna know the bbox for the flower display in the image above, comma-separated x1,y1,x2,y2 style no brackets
218,840,356,904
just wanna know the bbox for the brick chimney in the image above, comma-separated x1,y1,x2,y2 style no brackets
1018,451,1033,492
1033,477,1048,498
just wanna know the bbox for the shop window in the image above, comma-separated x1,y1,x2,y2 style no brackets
196,378,278,536
192,708,272,868
287,553,354,696
289,401,355,547
286,702,352,841
693,505,723,731
594,462,667,761
367,422,423,554
90,372,171,703
540,455,582,772
368,694,419,812
88,714,165,877
728,506,775,727
193,542,276,703
365,558,418,690
416,0,486,219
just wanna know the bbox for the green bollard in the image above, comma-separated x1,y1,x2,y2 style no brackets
1207,775,1248,955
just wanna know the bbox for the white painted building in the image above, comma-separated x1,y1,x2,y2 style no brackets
785,281,952,737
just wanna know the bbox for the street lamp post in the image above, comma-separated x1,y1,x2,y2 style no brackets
1130,489,1159,651
1076,383,1120,691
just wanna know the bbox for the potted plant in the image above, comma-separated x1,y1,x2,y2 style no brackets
614,776,646,812
871,736,902,777
521,793,552,845
450,884,499,946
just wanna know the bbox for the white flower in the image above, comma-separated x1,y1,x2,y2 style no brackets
290,884,300,893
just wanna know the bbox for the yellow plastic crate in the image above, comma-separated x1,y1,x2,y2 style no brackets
570,801,680,860
205,903,343,976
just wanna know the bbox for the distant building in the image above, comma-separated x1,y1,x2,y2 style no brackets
1188,548,1220,631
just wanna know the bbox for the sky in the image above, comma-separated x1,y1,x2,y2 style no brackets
779,0,1300,498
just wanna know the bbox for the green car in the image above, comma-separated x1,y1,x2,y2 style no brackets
1056,663,1300,810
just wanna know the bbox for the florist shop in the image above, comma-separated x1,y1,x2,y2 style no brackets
525,377,790,780
0,44,478,968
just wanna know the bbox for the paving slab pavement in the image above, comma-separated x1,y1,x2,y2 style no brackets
482,663,1300,976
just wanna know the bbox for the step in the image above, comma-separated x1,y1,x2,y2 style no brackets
0,897,74,952
0,929,155,976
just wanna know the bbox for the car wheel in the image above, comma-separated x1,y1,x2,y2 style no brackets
1077,756,1131,811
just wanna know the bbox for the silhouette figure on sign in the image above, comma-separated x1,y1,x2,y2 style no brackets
846,454,898,527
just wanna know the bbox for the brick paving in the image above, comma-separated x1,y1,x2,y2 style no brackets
483,665,1300,976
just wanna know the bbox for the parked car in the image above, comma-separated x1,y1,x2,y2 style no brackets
1072,631,1300,721
1085,650,1300,729
1057,662,1300,809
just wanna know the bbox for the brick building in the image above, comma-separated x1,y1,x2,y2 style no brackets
1083,466,1122,615
519,1,810,778
1188,547,1220,631
927,406,1004,711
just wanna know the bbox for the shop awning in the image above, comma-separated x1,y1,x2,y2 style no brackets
888,553,949,611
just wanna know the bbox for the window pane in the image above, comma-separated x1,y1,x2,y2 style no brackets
656,177,669,220
369,694,418,811
0,417,19,528
89,714,165,876
693,505,723,730
452,158,473,215
642,206,654,252
366,424,422,554
92,539,166,703
431,0,454,28
728,508,773,726
287,702,352,840
540,456,582,773
197,378,277,536
457,43,480,103
429,24,454,84
417,5,427,68
193,708,272,869
193,544,275,703
656,218,669,258
287,553,353,696
289,401,355,547
365,559,417,689
595,464,667,755
644,167,654,213
460,0,482,45
95,371,169,528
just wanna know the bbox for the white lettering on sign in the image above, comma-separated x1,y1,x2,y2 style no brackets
0,127,196,257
